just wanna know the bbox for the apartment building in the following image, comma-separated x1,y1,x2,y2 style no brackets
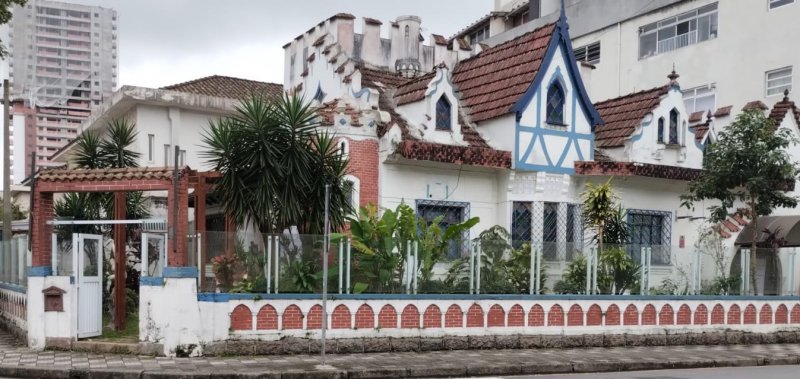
5,0,118,177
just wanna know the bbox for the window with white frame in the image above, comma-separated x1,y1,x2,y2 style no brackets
682,84,716,114
147,134,154,162
766,66,792,97
573,41,601,64
338,138,349,158
343,175,359,212
468,23,490,46
769,0,794,9
638,2,718,59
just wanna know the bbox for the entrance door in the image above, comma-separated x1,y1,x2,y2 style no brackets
76,233,103,338
141,233,166,277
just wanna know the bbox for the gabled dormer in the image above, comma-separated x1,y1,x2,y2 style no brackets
394,64,466,145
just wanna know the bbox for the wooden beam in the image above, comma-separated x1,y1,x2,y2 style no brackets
113,191,127,331
195,175,207,289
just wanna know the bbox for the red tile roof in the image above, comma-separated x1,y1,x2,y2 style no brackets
768,91,800,127
394,71,437,106
690,120,710,142
396,140,511,169
574,161,702,181
713,105,732,117
162,75,283,101
743,100,769,111
360,67,409,88
592,86,668,148
363,17,382,25
451,23,556,123
37,167,180,183
688,111,705,123
431,34,447,46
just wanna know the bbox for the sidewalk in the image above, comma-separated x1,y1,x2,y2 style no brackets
2,332,800,379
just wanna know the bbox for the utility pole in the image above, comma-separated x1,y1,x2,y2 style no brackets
3,79,11,246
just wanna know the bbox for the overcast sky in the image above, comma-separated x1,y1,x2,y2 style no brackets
63,0,491,88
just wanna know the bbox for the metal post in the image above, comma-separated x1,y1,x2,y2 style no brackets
535,244,542,294
740,249,748,295
405,240,411,294
3,79,12,256
321,184,330,364
587,250,594,295
640,247,646,295
51,233,58,275
476,243,482,295
274,237,280,294
346,239,351,294
469,241,475,295
338,239,343,294
266,235,272,294
413,241,419,294
790,249,796,296
592,248,598,295
196,233,202,286
529,244,535,295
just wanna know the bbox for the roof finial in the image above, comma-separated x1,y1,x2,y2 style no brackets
560,0,566,20
667,64,680,82
706,110,713,122
784,88,790,101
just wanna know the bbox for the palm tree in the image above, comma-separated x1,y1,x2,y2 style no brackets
202,94,352,234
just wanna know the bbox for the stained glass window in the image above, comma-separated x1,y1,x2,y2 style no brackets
436,96,452,130
546,83,565,125
669,108,679,144
657,117,665,143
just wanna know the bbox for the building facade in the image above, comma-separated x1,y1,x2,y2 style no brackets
5,0,118,176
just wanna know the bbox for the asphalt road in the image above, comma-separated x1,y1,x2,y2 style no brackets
504,365,800,378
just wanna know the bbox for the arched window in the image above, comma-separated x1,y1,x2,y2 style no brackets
669,108,679,144
343,175,360,212
436,95,452,130
404,25,410,38
546,82,565,125
338,138,349,158
657,117,665,143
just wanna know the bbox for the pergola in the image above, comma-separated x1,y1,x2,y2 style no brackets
30,166,222,330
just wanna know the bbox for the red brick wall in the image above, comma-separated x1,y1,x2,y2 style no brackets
547,305,564,326
623,305,638,326
230,305,252,331
528,305,545,326
344,138,379,207
759,304,772,324
256,305,278,330
282,305,303,329
728,304,741,324
487,304,505,327
693,305,708,325
332,304,351,329
378,305,397,329
466,304,484,327
355,304,375,329
423,305,442,328
605,305,620,326
642,304,657,325
659,305,674,325
743,304,757,324
587,304,602,326
508,304,525,327
31,192,53,267
775,304,789,324
567,305,583,326
791,304,800,323
307,305,324,329
676,304,691,325
401,305,420,328
445,305,463,328
711,304,725,324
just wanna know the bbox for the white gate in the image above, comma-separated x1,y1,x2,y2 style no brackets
75,233,103,338
141,233,167,277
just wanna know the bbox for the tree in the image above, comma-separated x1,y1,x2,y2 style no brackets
0,0,25,58
681,109,800,294
581,178,620,254
202,94,352,234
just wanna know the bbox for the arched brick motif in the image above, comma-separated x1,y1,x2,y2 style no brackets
548,304,564,326
529,304,545,326
256,305,278,330
487,304,505,327
445,305,463,328
307,305,324,329
775,304,789,324
355,304,374,329
792,304,800,324
378,304,397,329
693,304,708,325
401,304,420,329
759,304,773,324
467,304,485,327
331,305,351,329
676,304,691,325
508,304,525,327
231,304,252,331
659,304,674,325
711,304,725,325
423,305,442,328
587,304,603,326
642,304,657,325
623,304,638,326
743,304,757,324
605,304,620,326
282,305,303,330
727,304,741,324
567,304,584,326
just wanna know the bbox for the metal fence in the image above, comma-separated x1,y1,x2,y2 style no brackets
0,235,30,287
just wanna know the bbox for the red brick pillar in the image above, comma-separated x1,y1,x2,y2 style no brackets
348,138,379,207
167,175,189,266
31,191,54,268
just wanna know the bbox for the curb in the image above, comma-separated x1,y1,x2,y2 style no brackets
0,353,798,378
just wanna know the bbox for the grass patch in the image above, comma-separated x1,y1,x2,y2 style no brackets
99,311,139,341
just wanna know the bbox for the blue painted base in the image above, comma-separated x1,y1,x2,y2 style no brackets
163,267,198,278
0,282,26,294
27,266,52,277
140,277,165,286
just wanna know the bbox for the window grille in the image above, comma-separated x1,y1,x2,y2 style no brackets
626,209,672,266
416,200,470,259
546,83,565,125
436,96,452,131
514,201,584,262
573,41,601,64
638,3,717,59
